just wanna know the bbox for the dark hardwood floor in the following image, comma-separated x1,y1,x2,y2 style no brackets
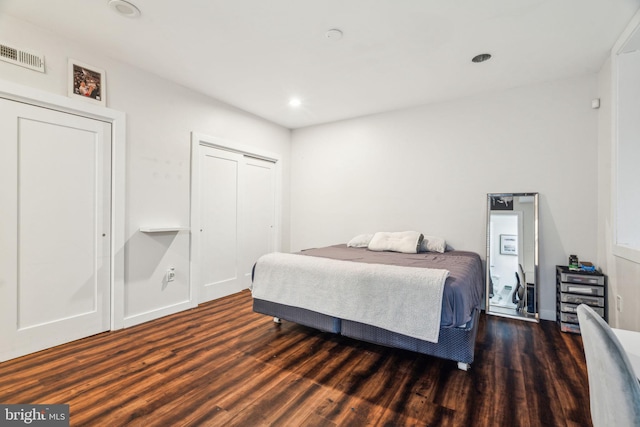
0,291,591,426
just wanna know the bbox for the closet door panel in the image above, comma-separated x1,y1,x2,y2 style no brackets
198,146,243,302
241,157,276,285
0,98,111,361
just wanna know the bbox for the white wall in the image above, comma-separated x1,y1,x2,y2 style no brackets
0,15,291,326
291,75,600,320
2,12,617,327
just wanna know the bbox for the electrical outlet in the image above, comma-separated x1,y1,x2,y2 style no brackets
617,294,623,312
166,267,176,282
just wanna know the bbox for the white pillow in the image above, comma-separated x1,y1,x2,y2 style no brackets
420,235,447,253
368,231,423,254
347,234,374,248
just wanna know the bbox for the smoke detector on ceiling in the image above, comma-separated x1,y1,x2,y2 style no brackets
0,41,45,73
326,29,343,41
108,0,141,18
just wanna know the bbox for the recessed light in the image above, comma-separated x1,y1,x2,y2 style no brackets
288,98,302,108
108,0,141,18
472,53,492,63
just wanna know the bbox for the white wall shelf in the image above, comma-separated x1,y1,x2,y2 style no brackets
139,226,189,233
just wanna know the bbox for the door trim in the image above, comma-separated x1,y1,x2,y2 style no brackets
0,79,126,330
190,132,282,305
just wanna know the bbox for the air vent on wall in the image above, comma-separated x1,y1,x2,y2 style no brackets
0,42,45,73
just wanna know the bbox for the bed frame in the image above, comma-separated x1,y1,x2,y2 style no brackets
253,298,480,371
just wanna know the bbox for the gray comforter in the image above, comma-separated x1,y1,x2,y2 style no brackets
297,245,485,328
252,252,450,342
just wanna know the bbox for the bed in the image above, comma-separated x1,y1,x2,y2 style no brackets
251,243,484,370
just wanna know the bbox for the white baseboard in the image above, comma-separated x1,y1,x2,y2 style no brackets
123,299,195,328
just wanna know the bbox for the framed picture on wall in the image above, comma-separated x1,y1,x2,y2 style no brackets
68,59,106,106
500,234,517,255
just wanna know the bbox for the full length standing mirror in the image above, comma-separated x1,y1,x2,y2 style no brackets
486,193,539,322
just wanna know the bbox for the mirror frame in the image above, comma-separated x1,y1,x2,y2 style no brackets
485,192,539,322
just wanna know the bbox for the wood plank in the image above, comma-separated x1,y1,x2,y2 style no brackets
0,290,593,426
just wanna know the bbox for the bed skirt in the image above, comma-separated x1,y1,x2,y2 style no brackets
253,298,480,366
341,310,479,364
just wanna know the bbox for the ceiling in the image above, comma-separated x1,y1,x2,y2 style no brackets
1,0,639,129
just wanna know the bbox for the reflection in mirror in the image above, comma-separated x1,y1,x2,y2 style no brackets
486,193,539,322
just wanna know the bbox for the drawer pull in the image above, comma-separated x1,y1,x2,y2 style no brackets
568,286,593,294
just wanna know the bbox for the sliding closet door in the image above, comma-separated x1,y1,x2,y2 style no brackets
0,98,111,362
195,144,277,303
198,146,245,302
241,157,276,286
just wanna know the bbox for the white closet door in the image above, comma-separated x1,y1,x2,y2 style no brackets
198,146,245,302
241,157,276,287
196,145,277,303
0,98,111,362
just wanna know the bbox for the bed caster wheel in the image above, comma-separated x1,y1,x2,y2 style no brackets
457,362,470,371
273,317,282,324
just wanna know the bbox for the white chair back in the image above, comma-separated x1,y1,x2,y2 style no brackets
577,304,640,427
